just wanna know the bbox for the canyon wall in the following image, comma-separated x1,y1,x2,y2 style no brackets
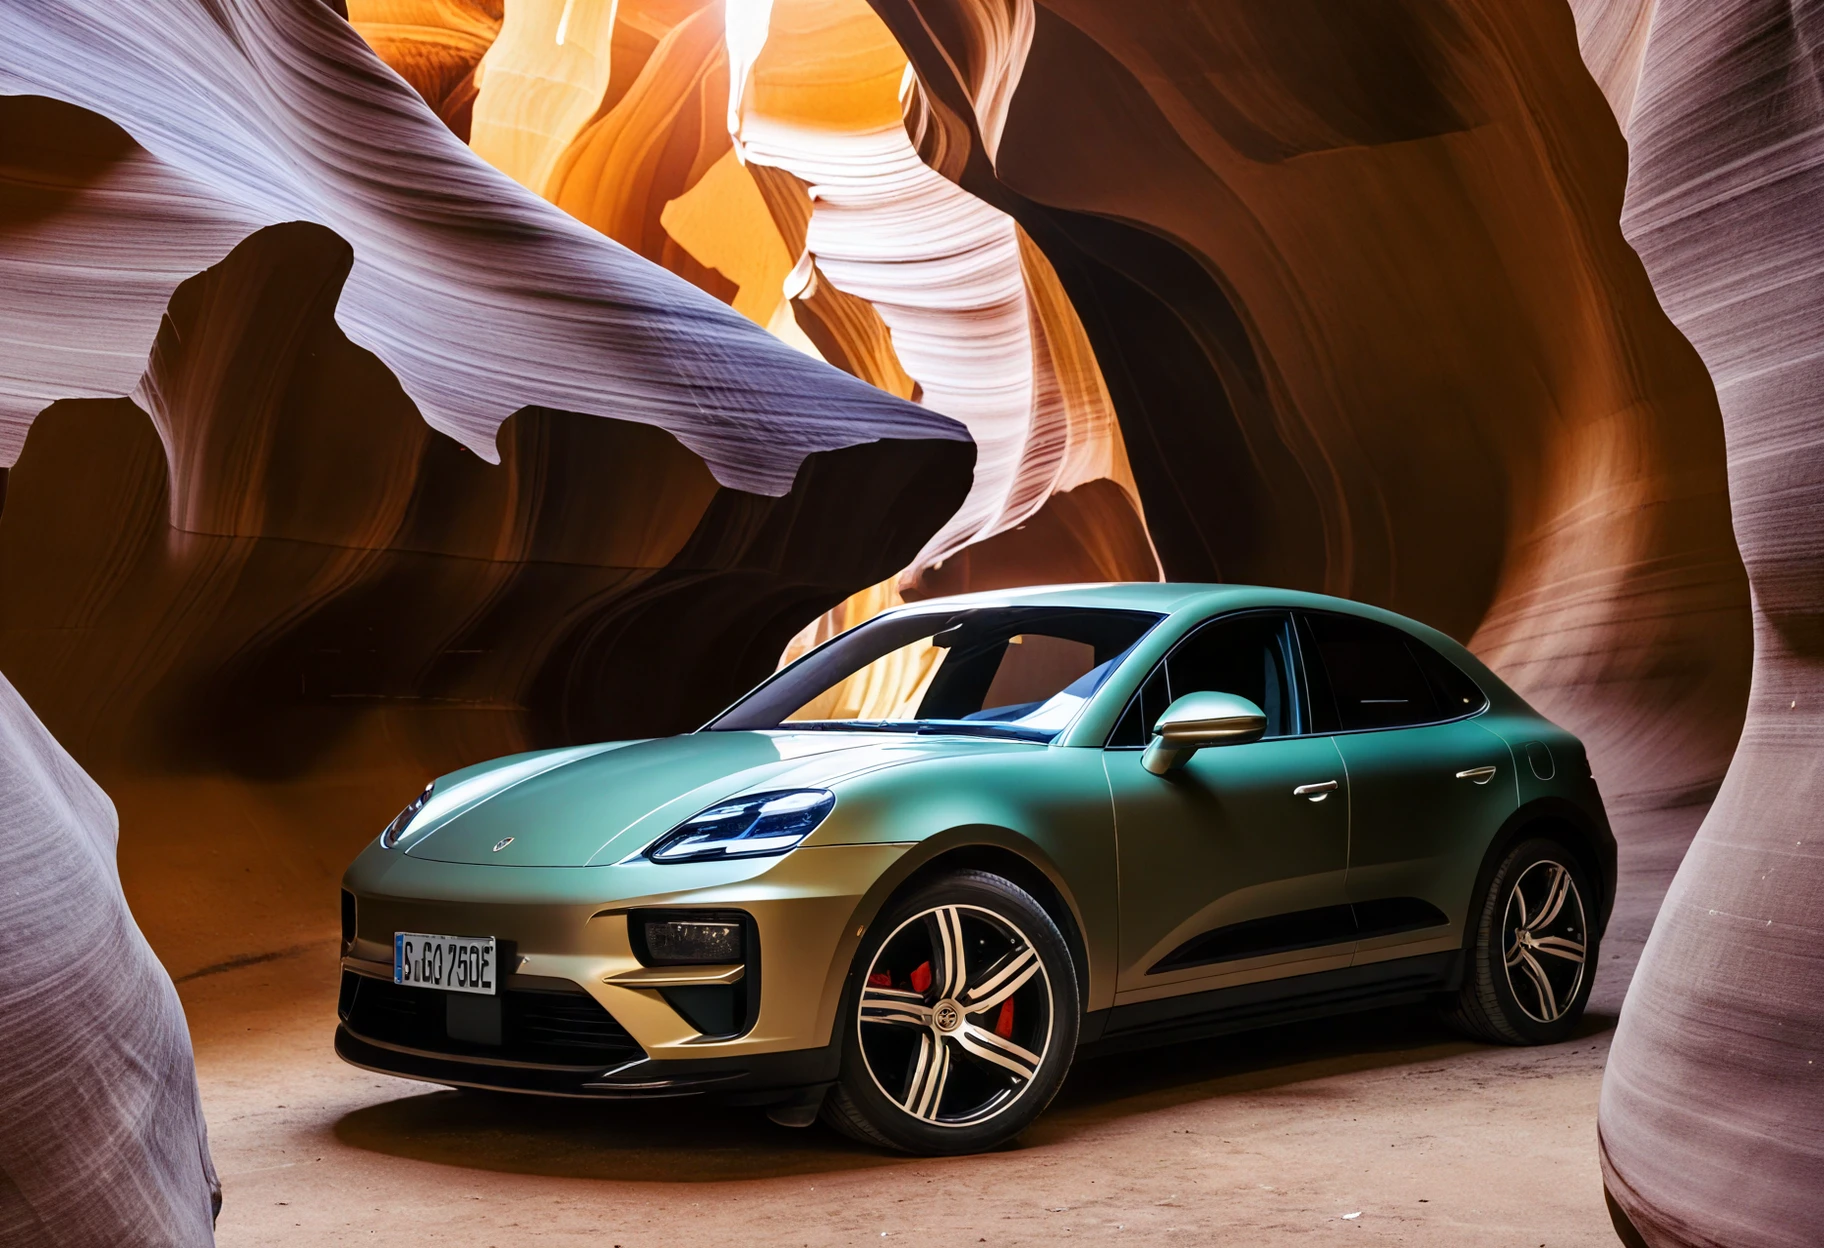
875,0,1750,860
0,3,972,977
2,0,1804,1238
0,5,968,1233
1570,2,1824,1244
0,670,218,1244
353,0,1162,618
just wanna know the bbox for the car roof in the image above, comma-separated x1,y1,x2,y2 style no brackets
884,581,1522,717
884,582,1388,619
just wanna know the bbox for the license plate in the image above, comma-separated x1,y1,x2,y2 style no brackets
394,932,497,995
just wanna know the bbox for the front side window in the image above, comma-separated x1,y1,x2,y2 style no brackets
1298,612,1487,731
710,607,1162,742
1109,612,1300,746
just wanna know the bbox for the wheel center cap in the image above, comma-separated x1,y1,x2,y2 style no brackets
932,1000,962,1033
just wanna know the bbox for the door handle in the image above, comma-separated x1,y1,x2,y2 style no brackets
1293,780,1339,801
1456,765,1498,784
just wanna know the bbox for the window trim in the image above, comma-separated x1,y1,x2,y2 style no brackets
1102,606,1489,748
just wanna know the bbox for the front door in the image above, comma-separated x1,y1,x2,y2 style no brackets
1105,611,1353,1003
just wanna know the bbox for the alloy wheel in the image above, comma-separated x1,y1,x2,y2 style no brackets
1501,859,1588,1024
857,903,1054,1128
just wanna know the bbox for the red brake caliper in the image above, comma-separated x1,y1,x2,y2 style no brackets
994,998,1015,1039
909,961,933,994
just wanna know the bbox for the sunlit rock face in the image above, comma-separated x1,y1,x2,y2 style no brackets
358,0,1160,612
0,668,218,1244
0,87,969,961
0,0,958,491
346,0,503,139
875,0,1751,842
1569,3,1824,1244
732,0,1152,585
0,0,977,758
0,6,970,1232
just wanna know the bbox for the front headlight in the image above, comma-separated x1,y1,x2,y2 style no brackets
646,789,835,863
379,781,435,849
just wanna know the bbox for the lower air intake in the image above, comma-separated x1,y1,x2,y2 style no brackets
341,974,644,1068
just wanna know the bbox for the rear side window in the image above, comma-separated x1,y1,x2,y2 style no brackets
1109,612,1299,745
1412,641,1487,717
1298,612,1485,731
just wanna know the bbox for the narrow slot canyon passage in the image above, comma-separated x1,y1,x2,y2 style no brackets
5,1,1821,1246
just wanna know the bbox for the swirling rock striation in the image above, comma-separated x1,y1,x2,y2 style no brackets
0,6,973,1236
0,0,964,491
731,0,1153,581
364,0,1160,602
345,0,503,139
0,210,968,972
0,667,218,1244
875,0,1750,855
1572,2,1824,1244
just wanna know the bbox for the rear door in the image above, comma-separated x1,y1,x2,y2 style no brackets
1294,612,1517,968
1105,611,1353,1002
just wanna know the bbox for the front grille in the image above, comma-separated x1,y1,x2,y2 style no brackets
341,973,644,1068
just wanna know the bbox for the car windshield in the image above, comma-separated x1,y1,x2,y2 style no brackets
709,606,1164,742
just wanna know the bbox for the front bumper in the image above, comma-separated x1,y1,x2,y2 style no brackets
333,1016,839,1101
336,842,908,1096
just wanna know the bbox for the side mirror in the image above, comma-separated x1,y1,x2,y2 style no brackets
1141,691,1267,775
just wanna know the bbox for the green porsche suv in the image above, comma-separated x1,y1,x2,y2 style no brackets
337,584,1612,1154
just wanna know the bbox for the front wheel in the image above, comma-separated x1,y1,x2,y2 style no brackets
1448,837,1599,1044
822,871,1079,1154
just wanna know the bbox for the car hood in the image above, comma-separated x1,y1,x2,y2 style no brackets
397,730,1016,867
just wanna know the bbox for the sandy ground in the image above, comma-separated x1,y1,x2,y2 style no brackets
179,806,1692,1247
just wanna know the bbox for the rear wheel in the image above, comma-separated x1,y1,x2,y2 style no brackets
1448,837,1598,1044
823,871,1079,1154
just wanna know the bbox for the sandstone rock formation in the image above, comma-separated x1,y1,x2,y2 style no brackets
0,95,971,970
0,668,219,1243
0,0,1805,1240
1570,2,1824,1243
0,5,969,1237
732,0,1153,585
345,0,504,139
875,0,1751,848
361,0,1161,612
0,0,961,492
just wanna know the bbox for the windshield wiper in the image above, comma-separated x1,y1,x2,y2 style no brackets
910,721,1053,742
779,719,1050,741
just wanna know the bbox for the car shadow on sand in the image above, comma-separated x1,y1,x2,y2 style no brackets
330,1002,1616,1183
1038,1002,1616,1131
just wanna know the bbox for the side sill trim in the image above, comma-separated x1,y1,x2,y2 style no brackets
1082,951,1461,1056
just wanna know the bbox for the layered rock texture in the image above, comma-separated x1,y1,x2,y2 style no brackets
0,0,1810,1242
0,3,968,1237
0,2,963,490
0,670,218,1244
1570,3,1824,1244
875,0,1749,842
356,0,1161,611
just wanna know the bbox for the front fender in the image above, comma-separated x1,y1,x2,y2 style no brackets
810,745,1119,1018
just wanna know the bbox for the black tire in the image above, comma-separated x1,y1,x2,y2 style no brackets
1447,836,1599,1044
822,870,1080,1154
